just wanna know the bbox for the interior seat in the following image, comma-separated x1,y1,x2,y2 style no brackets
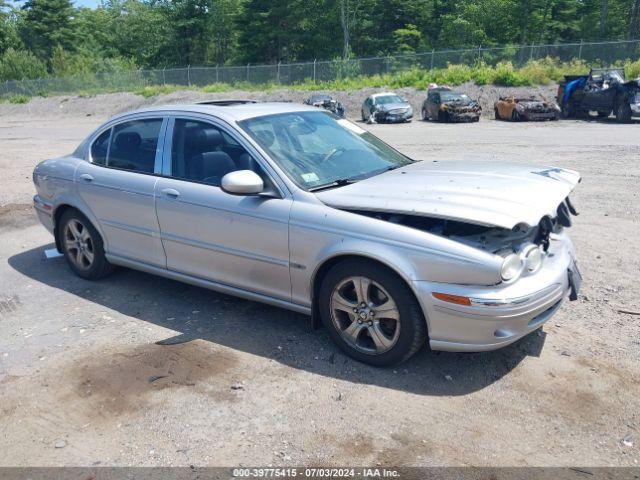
191,152,237,186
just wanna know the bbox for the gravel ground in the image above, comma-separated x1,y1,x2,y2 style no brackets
0,91,638,467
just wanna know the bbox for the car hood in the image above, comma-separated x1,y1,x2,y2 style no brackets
376,102,411,112
315,161,581,230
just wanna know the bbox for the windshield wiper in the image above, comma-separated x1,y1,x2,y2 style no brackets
308,178,358,192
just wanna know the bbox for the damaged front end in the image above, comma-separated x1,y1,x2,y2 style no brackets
345,195,578,285
514,97,561,121
440,101,482,122
371,105,413,123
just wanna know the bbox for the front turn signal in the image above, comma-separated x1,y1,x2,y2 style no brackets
432,292,472,306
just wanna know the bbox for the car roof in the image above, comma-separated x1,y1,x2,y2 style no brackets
109,102,319,123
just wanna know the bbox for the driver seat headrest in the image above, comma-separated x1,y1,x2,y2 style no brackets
186,127,223,150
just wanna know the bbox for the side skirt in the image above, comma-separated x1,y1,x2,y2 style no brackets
106,253,312,316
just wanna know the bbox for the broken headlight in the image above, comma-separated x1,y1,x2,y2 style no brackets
501,253,524,282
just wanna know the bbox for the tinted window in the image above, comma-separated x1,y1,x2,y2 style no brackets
90,129,111,166
107,119,162,173
171,119,258,186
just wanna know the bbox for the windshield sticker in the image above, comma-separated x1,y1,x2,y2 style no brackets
301,172,320,183
337,119,366,135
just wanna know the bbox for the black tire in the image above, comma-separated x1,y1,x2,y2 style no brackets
318,259,427,367
615,100,632,123
472,115,480,123
361,109,367,122
494,107,500,120
597,110,611,119
57,209,114,280
421,108,428,121
511,109,521,122
560,103,573,119
437,110,447,123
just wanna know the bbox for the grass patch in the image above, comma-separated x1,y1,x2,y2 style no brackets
7,94,30,104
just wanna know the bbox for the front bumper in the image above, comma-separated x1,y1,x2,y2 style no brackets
630,103,640,116
374,110,413,123
446,111,481,122
413,233,577,352
522,110,560,121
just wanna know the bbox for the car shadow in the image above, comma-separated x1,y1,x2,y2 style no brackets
8,244,547,396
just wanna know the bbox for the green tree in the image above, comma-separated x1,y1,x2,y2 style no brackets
19,0,77,64
0,47,47,80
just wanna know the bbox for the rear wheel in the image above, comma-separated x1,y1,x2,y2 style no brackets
421,108,428,121
511,109,521,121
597,110,611,119
319,259,427,366
494,107,500,119
57,209,113,280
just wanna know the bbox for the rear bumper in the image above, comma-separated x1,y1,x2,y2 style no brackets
33,195,54,233
413,233,576,352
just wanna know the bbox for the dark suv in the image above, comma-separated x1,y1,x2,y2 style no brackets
558,68,640,122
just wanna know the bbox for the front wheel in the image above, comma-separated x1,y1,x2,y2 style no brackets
57,209,114,280
319,260,427,366
422,108,428,121
615,100,632,123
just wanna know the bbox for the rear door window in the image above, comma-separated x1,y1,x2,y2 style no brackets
90,129,111,166
108,119,163,173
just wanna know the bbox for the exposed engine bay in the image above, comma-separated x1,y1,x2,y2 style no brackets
349,196,578,257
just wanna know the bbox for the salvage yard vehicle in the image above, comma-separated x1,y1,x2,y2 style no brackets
494,95,560,121
557,68,640,122
361,92,413,123
421,87,481,122
33,102,582,366
303,94,346,118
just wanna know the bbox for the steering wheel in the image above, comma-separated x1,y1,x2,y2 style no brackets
322,147,346,163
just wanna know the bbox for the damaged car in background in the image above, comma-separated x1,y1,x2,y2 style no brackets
558,68,640,122
494,95,561,121
422,87,482,122
361,92,413,123
32,103,581,367
303,94,346,118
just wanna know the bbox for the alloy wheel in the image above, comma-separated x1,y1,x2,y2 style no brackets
330,276,401,355
63,219,95,270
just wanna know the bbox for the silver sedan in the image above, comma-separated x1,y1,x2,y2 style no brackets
32,102,581,366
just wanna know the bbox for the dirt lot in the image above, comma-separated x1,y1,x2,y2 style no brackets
0,91,639,467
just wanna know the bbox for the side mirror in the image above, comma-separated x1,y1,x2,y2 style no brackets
221,170,264,195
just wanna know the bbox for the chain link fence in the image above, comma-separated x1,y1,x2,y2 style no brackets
2,39,639,98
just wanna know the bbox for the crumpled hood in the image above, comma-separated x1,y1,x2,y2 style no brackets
376,102,411,112
315,160,581,229
519,101,547,109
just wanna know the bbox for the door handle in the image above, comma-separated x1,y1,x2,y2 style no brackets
161,188,180,198
79,173,93,182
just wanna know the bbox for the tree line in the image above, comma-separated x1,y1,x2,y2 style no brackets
1,0,639,82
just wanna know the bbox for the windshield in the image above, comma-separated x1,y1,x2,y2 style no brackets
441,92,470,102
239,111,413,190
374,95,404,105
